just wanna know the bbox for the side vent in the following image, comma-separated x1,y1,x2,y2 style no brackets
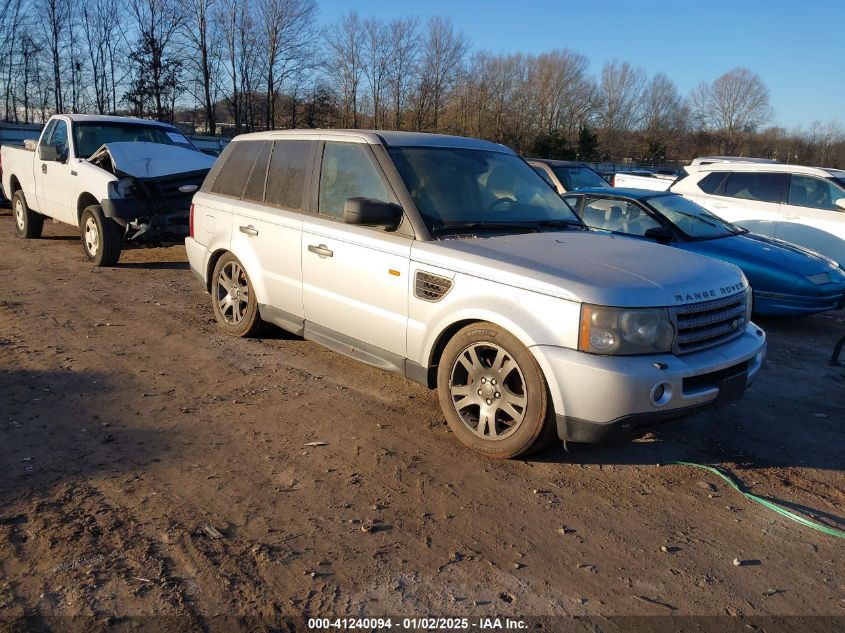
415,271,453,302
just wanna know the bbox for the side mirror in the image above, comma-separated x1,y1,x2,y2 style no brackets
644,226,673,243
835,198,845,211
38,144,60,162
343,197,403,230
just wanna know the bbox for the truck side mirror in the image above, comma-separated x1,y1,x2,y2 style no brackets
38,144,61,162
836,198,845,211
644,226,673,243
343,197,403,230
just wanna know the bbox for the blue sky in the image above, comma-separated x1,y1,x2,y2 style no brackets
318,0,843,130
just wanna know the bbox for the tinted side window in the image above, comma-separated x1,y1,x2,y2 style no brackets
788,175,844,211
242,141,271,202
210,141,263,198
265,140,313,210
318,142,388,219
697,171,728,194
723,172,787,203
200,142,235,193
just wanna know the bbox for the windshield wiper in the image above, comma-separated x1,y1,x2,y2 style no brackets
429,222,540,236
536,219,584,230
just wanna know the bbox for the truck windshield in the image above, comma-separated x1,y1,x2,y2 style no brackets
552,165,610,190
388,147,581,231
73,122,197,159
647,194,741,239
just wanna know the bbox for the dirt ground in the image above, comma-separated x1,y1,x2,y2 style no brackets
1,216,844,630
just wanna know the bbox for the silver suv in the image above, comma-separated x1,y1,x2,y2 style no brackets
186,130,766,458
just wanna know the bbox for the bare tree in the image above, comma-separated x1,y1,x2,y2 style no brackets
415,16,468,132
258,0,317,130
326,11,364,128
182,0,221,132
39,0,69,113
596,60,645,158
640,72,685,159
362,17,390,129
124,0,186,121
385,16,418,130
690,67,771,153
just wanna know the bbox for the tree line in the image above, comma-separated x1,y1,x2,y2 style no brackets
2,0,843,167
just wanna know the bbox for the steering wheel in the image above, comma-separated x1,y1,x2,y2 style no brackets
488,197,516,211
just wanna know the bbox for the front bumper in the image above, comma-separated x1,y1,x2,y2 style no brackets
531,323,767,444
100,198,190,239
753,288,845,316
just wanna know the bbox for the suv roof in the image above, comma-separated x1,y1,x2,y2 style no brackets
683,161,839,178
232,129,513,153
690,156,780,166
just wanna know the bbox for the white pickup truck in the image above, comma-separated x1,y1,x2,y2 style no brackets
2,114,215,265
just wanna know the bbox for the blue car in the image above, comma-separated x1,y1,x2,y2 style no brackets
563,188,845,316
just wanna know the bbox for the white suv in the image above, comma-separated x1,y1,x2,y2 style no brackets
186,130,765,458
672,162,845,265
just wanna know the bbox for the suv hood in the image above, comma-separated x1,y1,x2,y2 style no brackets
413,232,747,307
89,142,215,178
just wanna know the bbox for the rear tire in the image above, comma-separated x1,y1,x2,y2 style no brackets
210,252,263,337
12,191,44,239
81,205,123,266
436,322,556,459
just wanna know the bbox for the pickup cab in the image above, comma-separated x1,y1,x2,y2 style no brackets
2,114,215,265
186,130,767,458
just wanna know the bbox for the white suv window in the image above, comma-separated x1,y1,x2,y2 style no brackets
318,142,389,219
723,172,787,203
788,175,845,212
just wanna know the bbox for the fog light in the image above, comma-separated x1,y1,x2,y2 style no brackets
650,382,672,407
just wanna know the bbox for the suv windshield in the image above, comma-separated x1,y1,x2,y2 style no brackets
73,122,196,159
552,165,610,190
647,194,741,239
389,147,580,231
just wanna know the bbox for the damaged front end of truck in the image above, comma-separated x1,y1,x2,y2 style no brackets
89,142,215,243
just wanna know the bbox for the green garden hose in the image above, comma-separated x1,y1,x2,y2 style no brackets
665,461,845,540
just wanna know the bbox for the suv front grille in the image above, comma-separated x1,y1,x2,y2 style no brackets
671,291,748,355
415,271,453,302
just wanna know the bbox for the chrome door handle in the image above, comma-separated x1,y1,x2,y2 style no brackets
308,244,334,258
41,164,47,174
712,203,727,209
783,215,800,220
239,225,258,236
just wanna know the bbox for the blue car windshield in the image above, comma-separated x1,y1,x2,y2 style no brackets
389,147,581,230
647,194,741,239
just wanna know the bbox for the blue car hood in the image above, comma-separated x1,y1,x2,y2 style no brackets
676,233,834,277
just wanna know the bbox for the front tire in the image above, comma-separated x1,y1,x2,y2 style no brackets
210,252,263,337
81,205,123,266
12,191,44,239
437,322,555,459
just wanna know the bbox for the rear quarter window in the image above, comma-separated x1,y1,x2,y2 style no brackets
209,141,264,198
696,171,728,194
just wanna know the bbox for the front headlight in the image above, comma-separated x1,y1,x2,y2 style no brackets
579,304,675,355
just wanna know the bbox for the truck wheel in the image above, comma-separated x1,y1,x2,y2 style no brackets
437,322,556,459
210,252,263,337
13,191,44,239
81,205,123,266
